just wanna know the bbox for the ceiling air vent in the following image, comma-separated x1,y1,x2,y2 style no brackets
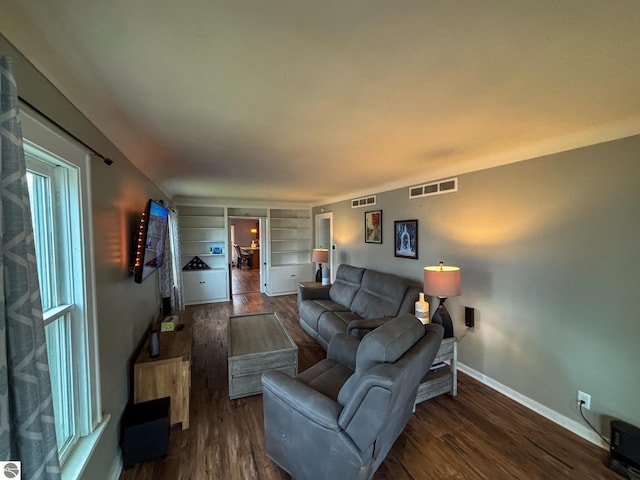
351,195,376,208
409,177,458,199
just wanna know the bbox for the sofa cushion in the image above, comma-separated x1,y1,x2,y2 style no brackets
297,359,354,402
350,270,410,319
300,299,350,332
329,265,365,308
317,311,362,348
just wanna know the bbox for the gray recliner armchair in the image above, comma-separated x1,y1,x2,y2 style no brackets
261,313,444,480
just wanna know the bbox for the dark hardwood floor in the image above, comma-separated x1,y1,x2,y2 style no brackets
120,293,617,479
231,266,261,295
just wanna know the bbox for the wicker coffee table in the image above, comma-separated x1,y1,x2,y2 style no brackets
228,312,298,399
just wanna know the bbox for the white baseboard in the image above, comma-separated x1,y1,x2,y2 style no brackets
108,452,122,480
457,362,608,450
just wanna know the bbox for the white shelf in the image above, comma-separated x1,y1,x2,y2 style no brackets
182,267,227,272
270,227,311,230
181,240,223,243
272,262,313,268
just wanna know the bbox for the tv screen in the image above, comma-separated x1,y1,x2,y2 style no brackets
133,199,170,284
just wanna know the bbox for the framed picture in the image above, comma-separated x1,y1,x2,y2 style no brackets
364,210,382,244
394,220,418,259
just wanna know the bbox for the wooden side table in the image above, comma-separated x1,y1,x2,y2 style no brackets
134,314,192,429
415,337,457,406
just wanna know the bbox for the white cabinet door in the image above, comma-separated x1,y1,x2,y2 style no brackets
183,269,228,304
267,264,313,295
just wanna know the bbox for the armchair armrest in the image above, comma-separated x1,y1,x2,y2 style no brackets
347,317,392,340
327,333,359,371
261,370,342,431
338,364,394,451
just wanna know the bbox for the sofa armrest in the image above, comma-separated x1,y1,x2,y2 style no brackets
261,370,342,431
347,317,392,340
327,333,359,370
297,282,331,304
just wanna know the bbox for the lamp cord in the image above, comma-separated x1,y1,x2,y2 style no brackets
456,326,471,342
579,401,610,447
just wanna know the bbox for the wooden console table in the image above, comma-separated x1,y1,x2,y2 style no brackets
415,336,457,406
134,314,192,429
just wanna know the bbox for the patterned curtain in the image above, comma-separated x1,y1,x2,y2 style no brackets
159,208,184,312
0,56,61,478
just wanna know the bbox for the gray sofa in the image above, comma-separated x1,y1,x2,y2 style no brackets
262,315,444,480
298,264,421,350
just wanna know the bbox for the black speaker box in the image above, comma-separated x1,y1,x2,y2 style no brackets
464,306,475,328
121,397,170,469
610,420,640,471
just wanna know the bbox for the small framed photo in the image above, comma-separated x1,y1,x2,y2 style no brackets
394,220,418,259
364,210,382,244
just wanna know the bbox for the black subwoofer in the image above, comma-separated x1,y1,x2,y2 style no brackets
609,420,640,477
121,397,170,469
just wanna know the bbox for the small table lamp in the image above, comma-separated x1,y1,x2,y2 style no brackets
423,261,461,338
312,248,329,283
250,227,258,247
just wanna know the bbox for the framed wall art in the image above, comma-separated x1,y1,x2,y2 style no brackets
394,219,418,259
364,210,382,244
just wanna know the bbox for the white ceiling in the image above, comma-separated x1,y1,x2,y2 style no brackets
2,1,640,205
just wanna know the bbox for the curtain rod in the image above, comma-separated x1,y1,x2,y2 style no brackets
18,96,114,166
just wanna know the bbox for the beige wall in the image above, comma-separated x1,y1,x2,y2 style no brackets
233,218,260,247
1,35,168,478
314,136,640,437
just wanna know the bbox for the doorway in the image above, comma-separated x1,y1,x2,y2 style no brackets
229,217,265,294
315,212,334,283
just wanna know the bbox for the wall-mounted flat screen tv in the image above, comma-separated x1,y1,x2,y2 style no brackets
133,199,170,283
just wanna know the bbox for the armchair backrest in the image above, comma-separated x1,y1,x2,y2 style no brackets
353,312,425,372
336,314,444,467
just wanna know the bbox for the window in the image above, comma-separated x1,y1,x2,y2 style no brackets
21,108,102,473
26,153,78,459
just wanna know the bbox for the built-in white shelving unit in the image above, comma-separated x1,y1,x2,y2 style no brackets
267,208,313,295
179,206,229,304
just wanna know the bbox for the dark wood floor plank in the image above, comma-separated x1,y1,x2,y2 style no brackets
231,267,261,295
120,293,616,479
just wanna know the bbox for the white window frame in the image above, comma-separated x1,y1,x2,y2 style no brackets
26,154,80,458
20,106,103,477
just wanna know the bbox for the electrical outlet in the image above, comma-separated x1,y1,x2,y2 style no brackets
578,390,591,410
